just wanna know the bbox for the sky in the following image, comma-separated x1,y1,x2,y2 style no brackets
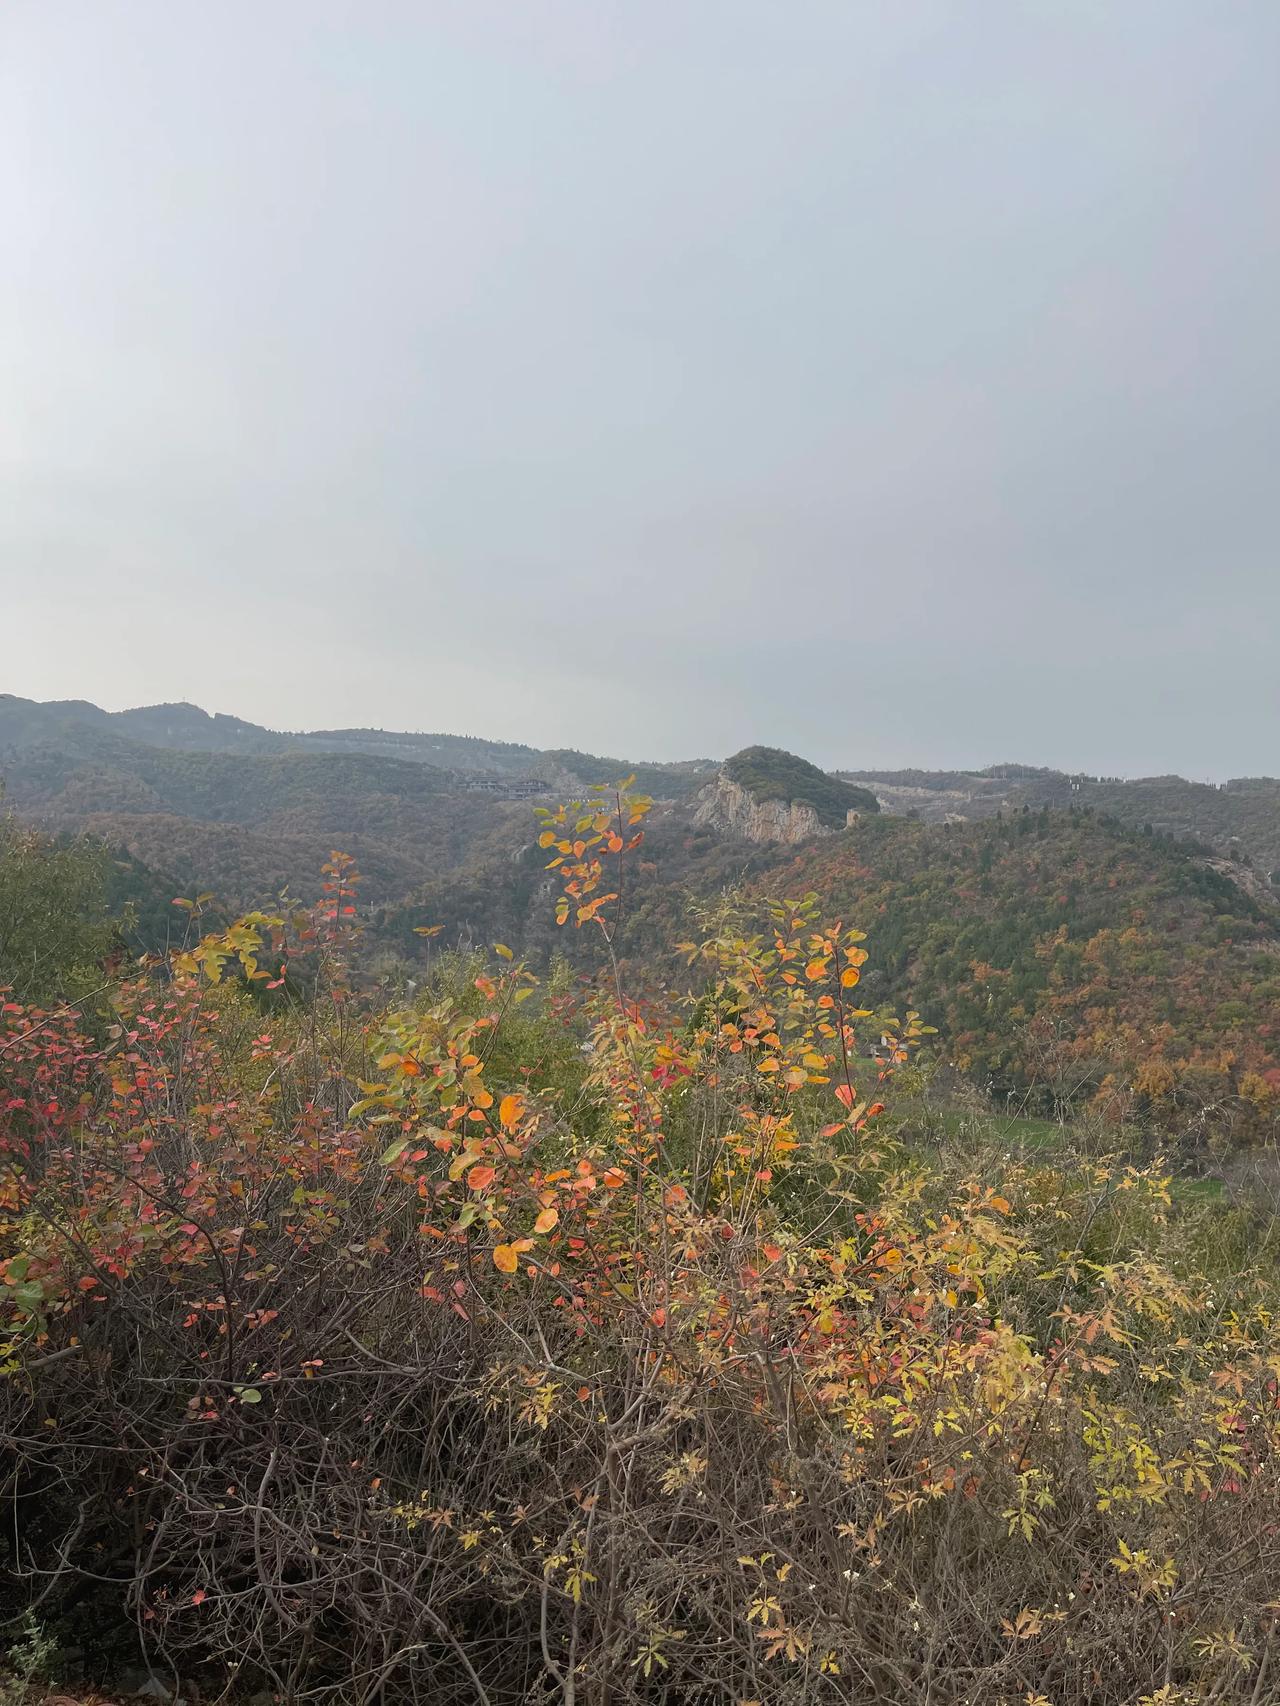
3,2,1278,778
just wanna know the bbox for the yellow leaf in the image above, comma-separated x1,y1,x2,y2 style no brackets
534,1207,559,1235
492,1238,532,1273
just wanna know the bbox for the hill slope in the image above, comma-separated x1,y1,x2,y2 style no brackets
843,762,1280,880
718,746,879,828
0,694,715,793
0,695,715,905
4,694,1278,1142
380,802,1280,1146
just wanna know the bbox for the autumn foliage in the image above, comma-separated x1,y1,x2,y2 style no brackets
3,796,1280,1705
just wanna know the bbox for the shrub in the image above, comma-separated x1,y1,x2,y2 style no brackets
2,798,1279,1704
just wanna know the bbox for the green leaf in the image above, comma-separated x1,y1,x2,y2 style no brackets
379,1137,409,1166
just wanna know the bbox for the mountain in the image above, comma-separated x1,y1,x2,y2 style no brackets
0,694,716,791
4,693,1279,1146
7,695,1276,872
691,746,880,842
0,694,716,907
842,763,1280,882
379,800,1280,1148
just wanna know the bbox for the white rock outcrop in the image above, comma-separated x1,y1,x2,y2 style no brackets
691,775,828,845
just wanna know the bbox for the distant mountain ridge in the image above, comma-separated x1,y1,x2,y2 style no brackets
0,695,717,791
0,694,719,908
840,763,1280,880
3,692,1278,887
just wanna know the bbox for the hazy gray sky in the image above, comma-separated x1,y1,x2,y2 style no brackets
3,2,1278,776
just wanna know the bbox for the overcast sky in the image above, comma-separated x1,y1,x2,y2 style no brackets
3,2,1277,776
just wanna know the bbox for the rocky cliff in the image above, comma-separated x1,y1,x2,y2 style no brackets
692,774,855,844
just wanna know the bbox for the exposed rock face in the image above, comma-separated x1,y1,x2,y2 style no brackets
692,775,836,845
1204,855,1277,910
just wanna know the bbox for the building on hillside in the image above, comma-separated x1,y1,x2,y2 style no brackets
462,775,550,799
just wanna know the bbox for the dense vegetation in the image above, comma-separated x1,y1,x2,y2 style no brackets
6,689,1279,1153
766,811,1280,1147
378,807,1280,1154
0,694,712,794
1,731,533,908
0,819,120,1005
1012,773,1280,885
722,746,880,828
4,795,1280,1706
843,761,1280,881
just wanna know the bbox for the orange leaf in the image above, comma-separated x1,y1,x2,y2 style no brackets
467,1163,496,1192
834,1084,856,1109
534,1206,559,1235
840,967,860,988
493,1243,519,1273
499,1093,524,1129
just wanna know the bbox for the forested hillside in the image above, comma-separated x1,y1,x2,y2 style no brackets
721,746,880,827
377,804,1280,1149
0,694,714,792
760,811,1280,1144
4,695,1279,1146
843,762,1280,881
